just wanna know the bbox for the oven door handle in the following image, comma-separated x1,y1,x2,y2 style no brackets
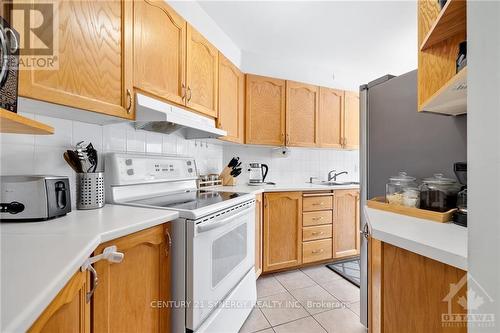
196,206,253,233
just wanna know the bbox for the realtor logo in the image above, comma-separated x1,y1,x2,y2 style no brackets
5,0,58,69
442,274,495,328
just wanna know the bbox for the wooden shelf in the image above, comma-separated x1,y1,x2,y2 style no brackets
0,108,54,134
419,67,467,115
420,0,466,51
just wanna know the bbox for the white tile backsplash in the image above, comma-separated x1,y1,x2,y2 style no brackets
0,112,224,207
223,145,359,184
0,109,358,207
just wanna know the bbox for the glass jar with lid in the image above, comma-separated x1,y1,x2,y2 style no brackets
403,187,420,208
419,173,462,212
386,172,417,206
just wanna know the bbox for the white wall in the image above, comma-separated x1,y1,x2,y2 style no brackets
223,144,359,184
0,111,223,208
167,1,242,67
468,1,500,330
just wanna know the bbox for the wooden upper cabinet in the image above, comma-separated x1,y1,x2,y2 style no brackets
286,81,319,147
246,74,286,145
17,0,134,119
93,224,171,333
133,0,186,106
343,91,360,149
186,25,218,117
29,270,89,333
334,190,360,258
263,192,302,272
319,88,344,148
218,53,244,143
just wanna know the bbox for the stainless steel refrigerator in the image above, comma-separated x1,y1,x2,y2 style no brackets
358,70,467,326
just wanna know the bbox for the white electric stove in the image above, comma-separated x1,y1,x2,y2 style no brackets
105,153,257,333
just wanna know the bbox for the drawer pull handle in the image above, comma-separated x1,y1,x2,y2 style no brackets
312,202,325,206
311,231,324,236
312,217,324,221
312,249,325,254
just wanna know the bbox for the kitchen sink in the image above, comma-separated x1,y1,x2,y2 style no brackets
308,181,360,186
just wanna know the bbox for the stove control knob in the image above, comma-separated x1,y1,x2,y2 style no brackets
188,168,193,173
127,169,134,176
186,161,192,166
125,159,133,166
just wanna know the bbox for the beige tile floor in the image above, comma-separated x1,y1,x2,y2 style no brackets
240,265,366,333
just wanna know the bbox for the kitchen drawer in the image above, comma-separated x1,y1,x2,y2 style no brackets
303,210,333,227
303,225,332,242
303,196,333,211
303,239,333,263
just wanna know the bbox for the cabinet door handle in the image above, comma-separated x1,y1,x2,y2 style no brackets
181,83,186,101
165,229,172,257
312,249,325,254
286,133,290,145
187,86,192,102
86,264,98,303
126,89,132,114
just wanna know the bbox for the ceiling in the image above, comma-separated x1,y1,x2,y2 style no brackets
198,1,417,89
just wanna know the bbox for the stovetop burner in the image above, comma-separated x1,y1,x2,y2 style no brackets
128,190,246,210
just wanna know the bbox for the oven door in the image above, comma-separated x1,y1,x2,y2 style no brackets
186,200,255,331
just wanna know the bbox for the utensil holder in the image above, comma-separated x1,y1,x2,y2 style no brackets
77,172,105,210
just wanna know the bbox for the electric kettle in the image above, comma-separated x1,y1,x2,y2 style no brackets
248,163,268,184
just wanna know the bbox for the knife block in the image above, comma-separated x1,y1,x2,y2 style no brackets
220,167,237,186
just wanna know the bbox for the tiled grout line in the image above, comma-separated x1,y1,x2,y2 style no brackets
256,266,361,331
258,273,312,329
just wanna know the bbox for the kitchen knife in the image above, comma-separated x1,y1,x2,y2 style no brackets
227,157,240,168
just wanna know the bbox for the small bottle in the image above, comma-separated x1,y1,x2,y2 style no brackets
456,41,467,73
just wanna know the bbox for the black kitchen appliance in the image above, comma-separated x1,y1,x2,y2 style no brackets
0,15,20,113
0,176,72,221
453,162,467,227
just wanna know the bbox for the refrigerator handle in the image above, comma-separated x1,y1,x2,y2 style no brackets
360,222,370,239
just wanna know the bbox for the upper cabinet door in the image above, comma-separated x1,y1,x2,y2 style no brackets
18,0,134,119
286,81,319,147
218,53,244,143
186,25,218,117
245,74,286,145
343,91,360,149
318,88,344,148
133,0,186,106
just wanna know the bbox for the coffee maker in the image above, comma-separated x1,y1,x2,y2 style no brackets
453,162,467,227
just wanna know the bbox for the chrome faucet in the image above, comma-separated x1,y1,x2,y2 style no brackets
328,170,348,182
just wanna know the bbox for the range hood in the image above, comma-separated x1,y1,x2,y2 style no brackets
134,93,226,139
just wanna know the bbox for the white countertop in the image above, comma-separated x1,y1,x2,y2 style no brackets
365,207,467,271
1,205,179,333
215,182,360,195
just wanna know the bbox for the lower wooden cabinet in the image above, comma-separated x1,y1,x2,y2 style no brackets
29,270,90,333
334,190,360,258
303,239,333,264
369,239,467,333
263,192,302,272
255,193,263,278
93,223,172,332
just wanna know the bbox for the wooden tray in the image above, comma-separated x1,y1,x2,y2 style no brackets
367,197,456,223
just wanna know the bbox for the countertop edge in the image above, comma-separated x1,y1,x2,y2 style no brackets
2,208,179,333
365,207,467,271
